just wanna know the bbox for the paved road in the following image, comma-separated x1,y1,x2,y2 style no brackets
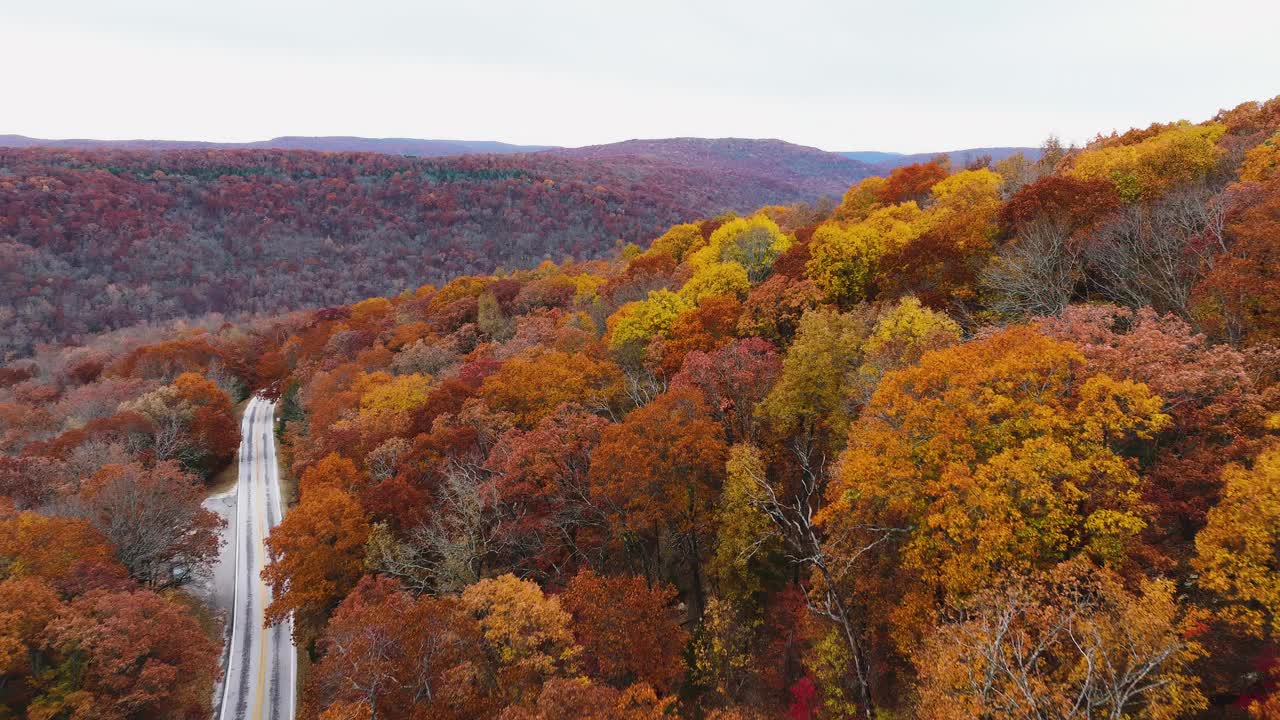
216,397,296,720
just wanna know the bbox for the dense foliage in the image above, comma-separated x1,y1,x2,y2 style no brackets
0,140,873,357
3,97,1280,719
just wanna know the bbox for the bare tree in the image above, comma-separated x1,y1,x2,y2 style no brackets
365,437,411,483
366,461,502,594
981,220,1083,318
71,460,224,588
736,433,906,720
1084,183,1228,316
915,563,1206,720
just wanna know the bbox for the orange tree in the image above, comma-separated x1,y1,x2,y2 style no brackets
820,326,1169,660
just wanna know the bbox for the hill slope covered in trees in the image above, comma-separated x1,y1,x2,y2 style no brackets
3,97,1280,720
0,142,874,357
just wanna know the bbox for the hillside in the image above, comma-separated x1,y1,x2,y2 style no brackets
0,144,870,357
552,137,876,198
842,145,1043,168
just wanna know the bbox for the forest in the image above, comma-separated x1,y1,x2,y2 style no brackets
0,140,873,357
1,95,1279,719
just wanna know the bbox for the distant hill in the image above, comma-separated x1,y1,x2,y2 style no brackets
0,134,552,156
551,137,877,200
0,144,871,355
841,146,1043,169
839,150,909,164
2,133,1039,181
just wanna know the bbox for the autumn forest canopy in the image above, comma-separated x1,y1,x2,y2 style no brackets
3,96,1280,720
0,139,876,357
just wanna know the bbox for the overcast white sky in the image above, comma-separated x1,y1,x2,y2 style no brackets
3,0,1278,152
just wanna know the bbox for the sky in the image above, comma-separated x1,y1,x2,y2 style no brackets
3,0,1278,153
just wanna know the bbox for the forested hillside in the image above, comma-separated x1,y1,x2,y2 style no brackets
2,96,1280,719
551,138,875,198
0,142,872,357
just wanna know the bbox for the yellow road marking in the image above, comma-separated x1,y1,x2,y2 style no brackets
252,403,270,720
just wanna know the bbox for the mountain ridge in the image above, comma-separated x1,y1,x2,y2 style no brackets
841,146,1043,168
0,134,553,156
2,133,1042,170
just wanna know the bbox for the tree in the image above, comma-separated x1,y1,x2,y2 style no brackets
982,176,1120,317
687,215,792,284
483,404,610,577
560,570,687,693
876,161,948,205
672,338,781,444
264,486,371,642
588,387,728,615
35,589,220,720
1081,182,1229,316
680,262,752,305
737,276,823,345
709,444,783,604
498,678,672,720
914,561,1206,720
1194,442,1280,638
647,223,705,263
606,290,692,353
478,291,515,342
877,169,1003,307
821,326,1169,656
1239,130,1280,183
0,576,61,710
355,371,434,441
759,307,870,448
171,371,239,470
75,461,223,589
1067,122,1227,203
460,574,578,704
307,575,490,720
1191,177,1280,345
805,203,926,305
1040,305,1269,554
850,296,960,406
300,452,365,496
481,350,624,428
117,372,238,477
0,511,125,593
835,176,887,222
648,294,741,377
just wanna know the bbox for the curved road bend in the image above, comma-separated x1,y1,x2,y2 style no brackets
217,397,297,720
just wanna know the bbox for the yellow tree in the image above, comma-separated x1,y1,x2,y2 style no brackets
834,177,887,222
1067,122,1227,202
805,203,926,305
679,261,751,305
606,290,692,352
647,222,706,263
821,326,1169,655
687,215,792,283
354,371,433,439
850,296,961,405
1240,131,1280,182
460,573,579,704
710,444,782,605
1194,442,1280,638
876,168,1003,307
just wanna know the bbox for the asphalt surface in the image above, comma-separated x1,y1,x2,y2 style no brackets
215,397,296,720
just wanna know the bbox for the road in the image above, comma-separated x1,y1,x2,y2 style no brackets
216,396,296,720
